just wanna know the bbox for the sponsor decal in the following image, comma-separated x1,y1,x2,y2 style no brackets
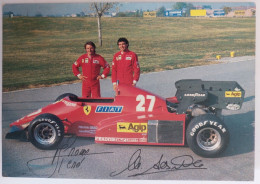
83,105,92,115
95,137,147,143
95,106,123,113
61,99,76,107
118,55,121,60
117,122,147,133
184,93,206,97
78,126,97,134
93,60,99,64
79,125,97,129
226,104,241,110
82,58,88,63
126,56,132,60
225,91,242,98
143,11,157,17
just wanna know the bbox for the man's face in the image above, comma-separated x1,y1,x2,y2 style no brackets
118,41,128,52
86,44,95,55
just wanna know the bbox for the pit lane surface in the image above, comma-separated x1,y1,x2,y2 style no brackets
2,56,255,180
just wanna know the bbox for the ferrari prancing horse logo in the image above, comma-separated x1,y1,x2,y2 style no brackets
83,105,91,115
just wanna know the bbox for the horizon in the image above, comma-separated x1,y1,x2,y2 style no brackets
3,2,256,17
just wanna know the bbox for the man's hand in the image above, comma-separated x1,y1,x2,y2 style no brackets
113,84,117,92
78,74,87,81
97,75,102,80
132,80,137,86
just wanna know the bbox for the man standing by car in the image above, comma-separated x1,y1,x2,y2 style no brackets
72,41,110,98
112,37,140,92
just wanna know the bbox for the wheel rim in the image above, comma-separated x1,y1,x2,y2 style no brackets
196,127,221,151
34,123,56,145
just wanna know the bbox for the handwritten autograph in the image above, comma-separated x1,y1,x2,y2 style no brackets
27,138,206,178
26,136,113,178
110,149,207,177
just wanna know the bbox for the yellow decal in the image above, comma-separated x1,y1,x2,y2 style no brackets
225,91,242,98
235,10,245,16
190,9,206,17
83,105,92,115
117,122,147,133
143,11,157,17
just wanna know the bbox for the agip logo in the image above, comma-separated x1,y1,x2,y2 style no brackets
117,122,147,133
225,91,242,98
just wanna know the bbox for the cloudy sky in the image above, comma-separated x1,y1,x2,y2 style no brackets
2,1,256,16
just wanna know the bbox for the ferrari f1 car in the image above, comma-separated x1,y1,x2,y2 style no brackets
6,79,245,158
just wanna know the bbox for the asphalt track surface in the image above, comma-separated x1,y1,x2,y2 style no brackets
1,56,255,181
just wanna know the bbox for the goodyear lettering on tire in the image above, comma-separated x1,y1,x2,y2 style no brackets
190,120,227,136
34,118,62,137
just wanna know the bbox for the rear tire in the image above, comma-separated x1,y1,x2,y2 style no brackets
186,114,229,158
28,113,64,150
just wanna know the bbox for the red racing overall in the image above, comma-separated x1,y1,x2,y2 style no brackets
72,54,110,98
112,50,140,85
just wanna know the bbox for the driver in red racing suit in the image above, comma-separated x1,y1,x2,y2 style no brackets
112,38,140,91
72,41,110,98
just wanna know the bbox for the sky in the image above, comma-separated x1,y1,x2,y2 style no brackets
2,1,256,16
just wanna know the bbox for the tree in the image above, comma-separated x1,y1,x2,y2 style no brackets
157,6,166,17
173,2,194,17
90,2,117,46
173,2,187,10
223,7,232,15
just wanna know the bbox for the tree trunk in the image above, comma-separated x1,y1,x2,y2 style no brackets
97,15,102,46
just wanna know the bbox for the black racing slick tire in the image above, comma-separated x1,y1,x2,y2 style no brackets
186,114,229,158
55,93,78,102
28,113,64,150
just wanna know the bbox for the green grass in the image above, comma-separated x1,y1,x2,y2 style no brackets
3,17,255,91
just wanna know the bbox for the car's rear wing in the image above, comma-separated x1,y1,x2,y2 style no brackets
174,79,245,114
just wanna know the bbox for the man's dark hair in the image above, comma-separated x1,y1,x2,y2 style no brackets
117,37,129,46
84,41,96,51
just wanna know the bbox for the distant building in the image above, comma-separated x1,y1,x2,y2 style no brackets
104,12,112,17
3,11,14,18
202,5,212,10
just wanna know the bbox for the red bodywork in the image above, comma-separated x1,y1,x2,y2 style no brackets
8,84,186,146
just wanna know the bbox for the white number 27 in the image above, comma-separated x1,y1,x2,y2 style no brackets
136,95,156,112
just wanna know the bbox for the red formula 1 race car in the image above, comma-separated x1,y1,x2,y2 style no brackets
6,79,245,158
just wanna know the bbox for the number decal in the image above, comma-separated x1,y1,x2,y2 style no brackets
136,95,145,112
136,95,156,112
147,95,155,112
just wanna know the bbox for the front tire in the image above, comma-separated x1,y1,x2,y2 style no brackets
186,114,229,158
28,113,64,150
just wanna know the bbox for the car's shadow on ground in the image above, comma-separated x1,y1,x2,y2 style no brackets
59,136,95,148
